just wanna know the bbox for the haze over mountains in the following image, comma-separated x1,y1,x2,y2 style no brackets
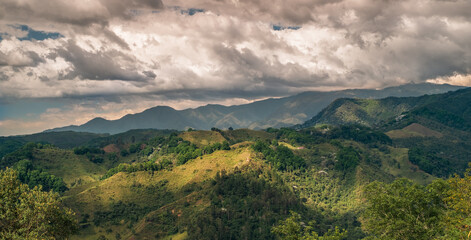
47,83,463,134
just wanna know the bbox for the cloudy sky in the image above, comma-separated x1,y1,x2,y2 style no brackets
1,0,471,136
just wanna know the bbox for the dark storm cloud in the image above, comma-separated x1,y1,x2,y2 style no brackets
55,40,151,81
208,0,339,25
0,72,8,81
0,0,164,26
395,39,470,81
210,43,329,89
143,71,157,79
0,0,164,48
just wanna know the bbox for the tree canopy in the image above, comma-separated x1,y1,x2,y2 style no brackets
0,168,77,239
272,211,347,240
362,172,471,240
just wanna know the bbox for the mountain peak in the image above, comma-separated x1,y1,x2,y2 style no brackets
88,117,107,122
149,105,176,110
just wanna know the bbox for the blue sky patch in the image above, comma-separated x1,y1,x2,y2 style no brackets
0,99,66,121
0,25,63,41
169,6,205,16
272,25,301,31
183,8,205,16
17,25,63,41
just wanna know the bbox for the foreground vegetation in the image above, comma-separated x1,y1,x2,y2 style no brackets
0,168,77,239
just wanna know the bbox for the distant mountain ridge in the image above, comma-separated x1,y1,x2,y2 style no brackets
47,83,465,134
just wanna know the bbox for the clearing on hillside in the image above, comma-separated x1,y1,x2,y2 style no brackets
179,130,226,147
386,123,443,139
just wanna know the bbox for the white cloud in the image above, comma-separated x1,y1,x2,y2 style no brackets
427,73,471,86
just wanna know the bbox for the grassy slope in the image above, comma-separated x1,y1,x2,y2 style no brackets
379,147,434,185
66,146,255,239
179,130,226,147
386,123,443,139
33,148,105,187
284,140,434,214
32,147,142,187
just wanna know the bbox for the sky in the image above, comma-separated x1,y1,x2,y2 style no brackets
1,0,471,136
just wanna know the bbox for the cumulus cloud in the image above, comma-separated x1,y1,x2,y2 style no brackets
0,49,43,67
55,40,151,81
427,73,471,86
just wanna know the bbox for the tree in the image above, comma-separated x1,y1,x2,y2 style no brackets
221,141,231,150
120,149,129,157
335,146,360,172
362,178,448,240
14,159,68,193
0,168,77,239
272,211,347,240
444,165,471,239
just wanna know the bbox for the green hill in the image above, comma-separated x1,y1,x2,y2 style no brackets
301,87,471,178
300,95,434,128
302,87,471,131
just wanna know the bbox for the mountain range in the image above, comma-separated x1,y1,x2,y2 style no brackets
47,83,464,134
